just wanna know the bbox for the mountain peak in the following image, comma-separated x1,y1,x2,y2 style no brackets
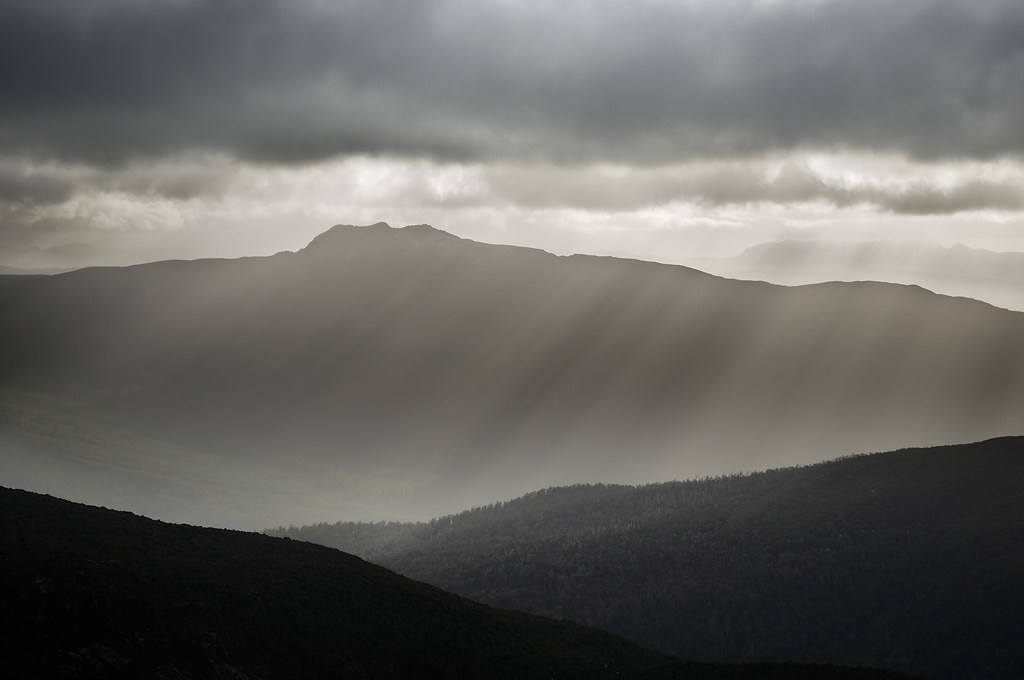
301,222,461,254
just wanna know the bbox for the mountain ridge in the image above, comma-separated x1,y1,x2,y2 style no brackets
683,238,1024,311
1,223,1022,525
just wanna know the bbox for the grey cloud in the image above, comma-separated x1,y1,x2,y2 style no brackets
0,157,237,217
770,166,1024,215
757,162,1024,215
106,160,238,201
0,154,241,265
0,0,1023,168
482,165,685,212
0,163,77,205
884,178,1024,214
484,159,1024,215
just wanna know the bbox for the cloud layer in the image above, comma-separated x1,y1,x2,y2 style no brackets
483,157,1024,214
3,0,1023,166
1,0,1023,268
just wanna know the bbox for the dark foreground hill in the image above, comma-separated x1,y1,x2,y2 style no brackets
272,437,1024,680
2,222,1024,526
0,488,920,680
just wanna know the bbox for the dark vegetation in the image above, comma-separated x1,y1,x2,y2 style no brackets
270,437,1024,680
2,223,1024,525
0,487,921,680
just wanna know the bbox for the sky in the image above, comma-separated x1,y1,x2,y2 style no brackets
1,0,1023,269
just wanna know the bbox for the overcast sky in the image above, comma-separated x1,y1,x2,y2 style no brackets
1,0,1023,268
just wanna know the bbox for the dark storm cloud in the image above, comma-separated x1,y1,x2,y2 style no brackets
0,156,235,212
1,0,1023,167
0,162,76,205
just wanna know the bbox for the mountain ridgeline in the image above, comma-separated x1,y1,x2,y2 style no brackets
1,486,922,680
686,239,1024,312
2,222,1024,525
270,437,1024,680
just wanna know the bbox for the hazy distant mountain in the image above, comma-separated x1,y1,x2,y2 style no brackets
273,437,1024,680
685,239,1024,311
0,242,109,271
4,486,925,680
0,265,75,275
2,223,1023,526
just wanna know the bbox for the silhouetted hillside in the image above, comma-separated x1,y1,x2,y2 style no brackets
272,437,1024,680
0,487,919,680
2,223,1023,525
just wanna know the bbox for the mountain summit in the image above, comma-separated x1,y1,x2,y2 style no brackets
302,221,462,253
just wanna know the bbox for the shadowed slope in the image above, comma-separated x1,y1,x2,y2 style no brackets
274,437,1024,680
0,487,918,680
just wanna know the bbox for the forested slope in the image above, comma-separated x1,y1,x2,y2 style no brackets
0,487,924,680
271,437,1024,680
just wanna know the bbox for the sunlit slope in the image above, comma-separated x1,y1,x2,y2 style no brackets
2,222,1023,520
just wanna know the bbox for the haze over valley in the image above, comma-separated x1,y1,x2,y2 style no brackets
2,222,1023,529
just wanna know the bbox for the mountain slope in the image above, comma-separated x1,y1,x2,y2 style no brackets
2,222,1023,524
0,388,356,529
0,487,919,680
272,437,1024,680
685,239,1024,312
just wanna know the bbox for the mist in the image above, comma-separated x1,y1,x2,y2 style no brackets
2,223,1021,529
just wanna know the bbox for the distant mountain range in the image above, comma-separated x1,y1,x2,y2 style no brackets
272,437,1024,680
2,486,925,680
0,264,76,276
2,223,1023,526
683,239,1024,312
